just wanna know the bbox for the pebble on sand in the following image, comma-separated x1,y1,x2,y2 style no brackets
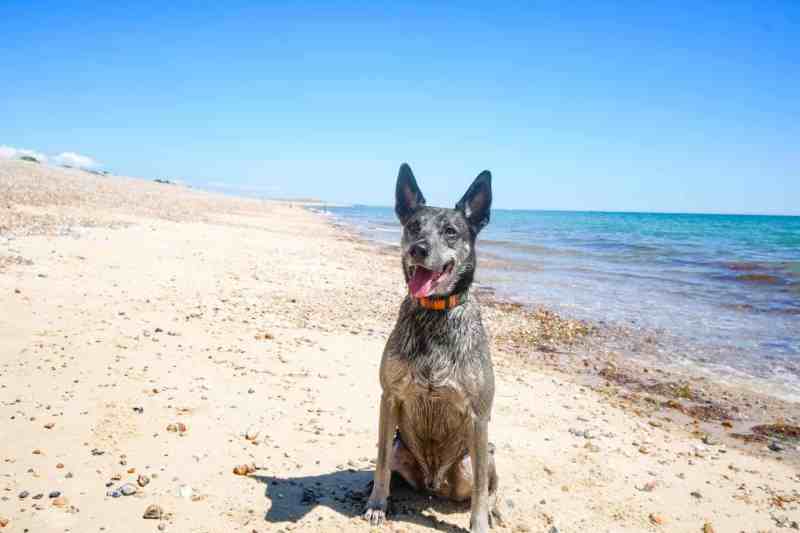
768,441,784,452
703,523,716,533
233,464,255,476
637,481,658,492
143,504,164,520
0,517,8,528
120,483,137,496
649,513,666,526
166,422,187,433
52,496,68,507
137,474,151,487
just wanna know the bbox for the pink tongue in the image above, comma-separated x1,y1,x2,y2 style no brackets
408,267,440,298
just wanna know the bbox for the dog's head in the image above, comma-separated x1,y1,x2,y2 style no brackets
394,163,492,298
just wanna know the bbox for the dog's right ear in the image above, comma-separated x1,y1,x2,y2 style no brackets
395,163,426,224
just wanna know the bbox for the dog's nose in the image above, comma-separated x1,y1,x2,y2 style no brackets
409,243,428,260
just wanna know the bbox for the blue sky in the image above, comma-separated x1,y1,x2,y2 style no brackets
1,1,798,214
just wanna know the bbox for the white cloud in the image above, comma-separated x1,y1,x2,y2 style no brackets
0,145,102,169
53,151,98,169
0,145,48,163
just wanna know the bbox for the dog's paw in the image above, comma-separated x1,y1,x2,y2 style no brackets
363,499,388,526
470,514,490,533
489,502,507,528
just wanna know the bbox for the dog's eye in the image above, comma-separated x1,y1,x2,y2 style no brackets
444,226,458,238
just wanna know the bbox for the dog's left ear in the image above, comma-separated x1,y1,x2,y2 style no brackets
456,170,492,234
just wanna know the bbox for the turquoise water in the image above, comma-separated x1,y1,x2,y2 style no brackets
321,205,800,397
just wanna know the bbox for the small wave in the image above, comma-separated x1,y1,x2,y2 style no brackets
722,260,800,275
370,226,400,233
480,239,581,257
719,301,800,316
584,240,662,254
725,261,762,272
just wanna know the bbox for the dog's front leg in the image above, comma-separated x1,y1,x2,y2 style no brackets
469,417,491,533
364,392,398,526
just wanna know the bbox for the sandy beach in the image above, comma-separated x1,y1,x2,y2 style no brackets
1,160,799,532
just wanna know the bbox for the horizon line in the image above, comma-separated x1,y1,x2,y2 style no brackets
313,201,800,218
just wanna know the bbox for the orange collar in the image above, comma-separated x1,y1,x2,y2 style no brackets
414,291,467,311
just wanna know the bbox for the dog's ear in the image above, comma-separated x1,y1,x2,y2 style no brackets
395,163,426,224
456,170,492,234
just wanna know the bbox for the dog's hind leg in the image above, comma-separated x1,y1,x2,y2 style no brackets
439,442,498,503
390,433,425,490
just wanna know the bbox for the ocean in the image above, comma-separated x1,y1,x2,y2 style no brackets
318,205,800,399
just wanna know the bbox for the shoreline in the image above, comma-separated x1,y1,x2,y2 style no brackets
317,204,800,402
319,209,800,465
1,160,799,532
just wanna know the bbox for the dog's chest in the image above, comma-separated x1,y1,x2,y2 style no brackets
386,317,478,414
401,379,470,440
397,370,473,478
399,359,473,426
408,369,469,407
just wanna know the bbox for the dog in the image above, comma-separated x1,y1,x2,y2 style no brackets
364,163,497,533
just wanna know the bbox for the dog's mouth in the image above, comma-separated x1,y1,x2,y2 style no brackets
408,261,454,298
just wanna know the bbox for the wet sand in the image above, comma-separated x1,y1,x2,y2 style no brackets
1,159,798,532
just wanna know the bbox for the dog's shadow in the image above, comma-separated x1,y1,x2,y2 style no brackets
252,469,472,532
